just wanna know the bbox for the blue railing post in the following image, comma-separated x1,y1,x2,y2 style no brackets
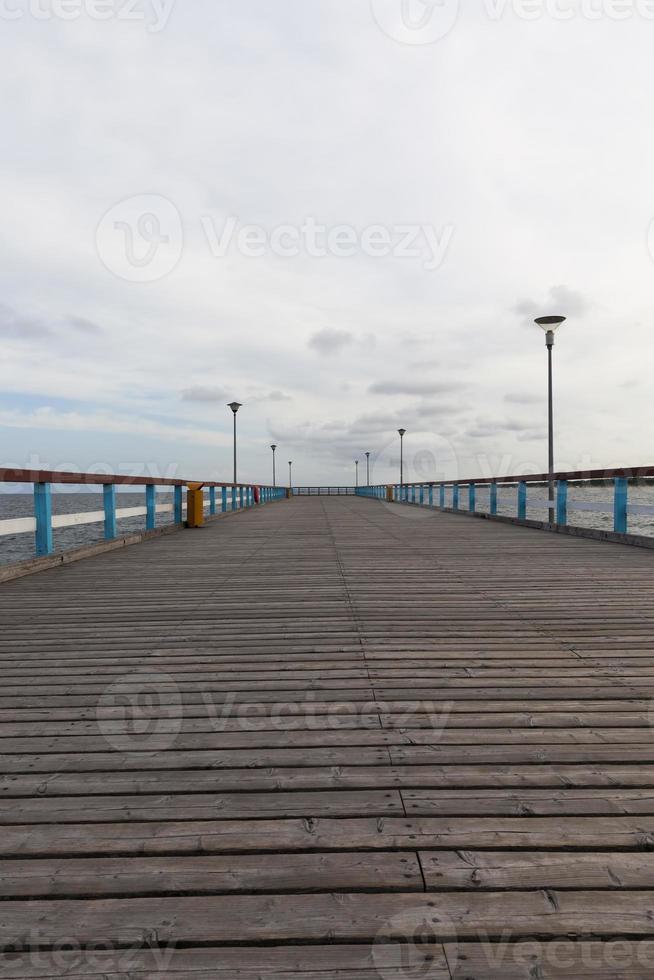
419,485,424,505
232,487,238,511
146,484,156,531
34,482,53,557
452,484,459,510
209,486,216,516
239,487,244,509
490,483,498,516
440,484,445,508
222,487,228,513
518,481,527,520
614,477,628,533
104,484,117,540
469,483,476,513
428,485,433,507
174,485,183,524
556,480,568,526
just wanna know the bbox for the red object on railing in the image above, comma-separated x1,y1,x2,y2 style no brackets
254,487,260,503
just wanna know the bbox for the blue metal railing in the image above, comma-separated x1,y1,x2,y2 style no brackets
292,487,356,496
356,467,654,538
0,469,286,562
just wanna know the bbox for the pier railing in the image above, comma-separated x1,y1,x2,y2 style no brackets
0,469,285,560
357,465,654,540
292,486,356,496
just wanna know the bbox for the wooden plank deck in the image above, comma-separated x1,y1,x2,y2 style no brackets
1,495,654,978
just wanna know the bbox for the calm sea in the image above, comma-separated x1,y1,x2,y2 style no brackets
1,485,653,567
0,492,182,567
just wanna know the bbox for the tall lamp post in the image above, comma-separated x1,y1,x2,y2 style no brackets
270,445,277,487
398,429,406,487
355,459,359,488
365,451,370,486
288,461,293,490
227,402,242,484
534,316,566,525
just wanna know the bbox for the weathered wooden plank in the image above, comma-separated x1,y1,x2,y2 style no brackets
3,816,654,857
4,727,654,755
3,891,654,946
0,851,422,898
0,944,450,979
6,762,654,797
444,941,654,978
0,789,403,823
421,850,654,889
0,746,394,773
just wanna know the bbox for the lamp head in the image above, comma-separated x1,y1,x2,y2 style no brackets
270,444,277,451
398,428,406,437
228,401,243,414
535,316,565,349
534,315,566,331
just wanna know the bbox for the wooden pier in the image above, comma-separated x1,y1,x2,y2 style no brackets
1,495,654,977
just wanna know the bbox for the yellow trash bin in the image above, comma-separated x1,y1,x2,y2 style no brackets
186,483,205,527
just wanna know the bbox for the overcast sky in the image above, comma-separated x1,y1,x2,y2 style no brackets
0,0,652,486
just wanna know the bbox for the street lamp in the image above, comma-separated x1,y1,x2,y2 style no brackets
365,451,370,486
227,402,242,484
288,460,293,490
270,445,277,487
355,459,359,488
534,316,566,525
398,429,406,487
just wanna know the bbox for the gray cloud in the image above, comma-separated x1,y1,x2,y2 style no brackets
265,390,292,402
0,303,49,338
308,329,353,356
515,285,589,321
370,380,459,397
465,419,538,438
181,385,230,403
68,316,103,334
504,392,542,405
416,401,460,418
